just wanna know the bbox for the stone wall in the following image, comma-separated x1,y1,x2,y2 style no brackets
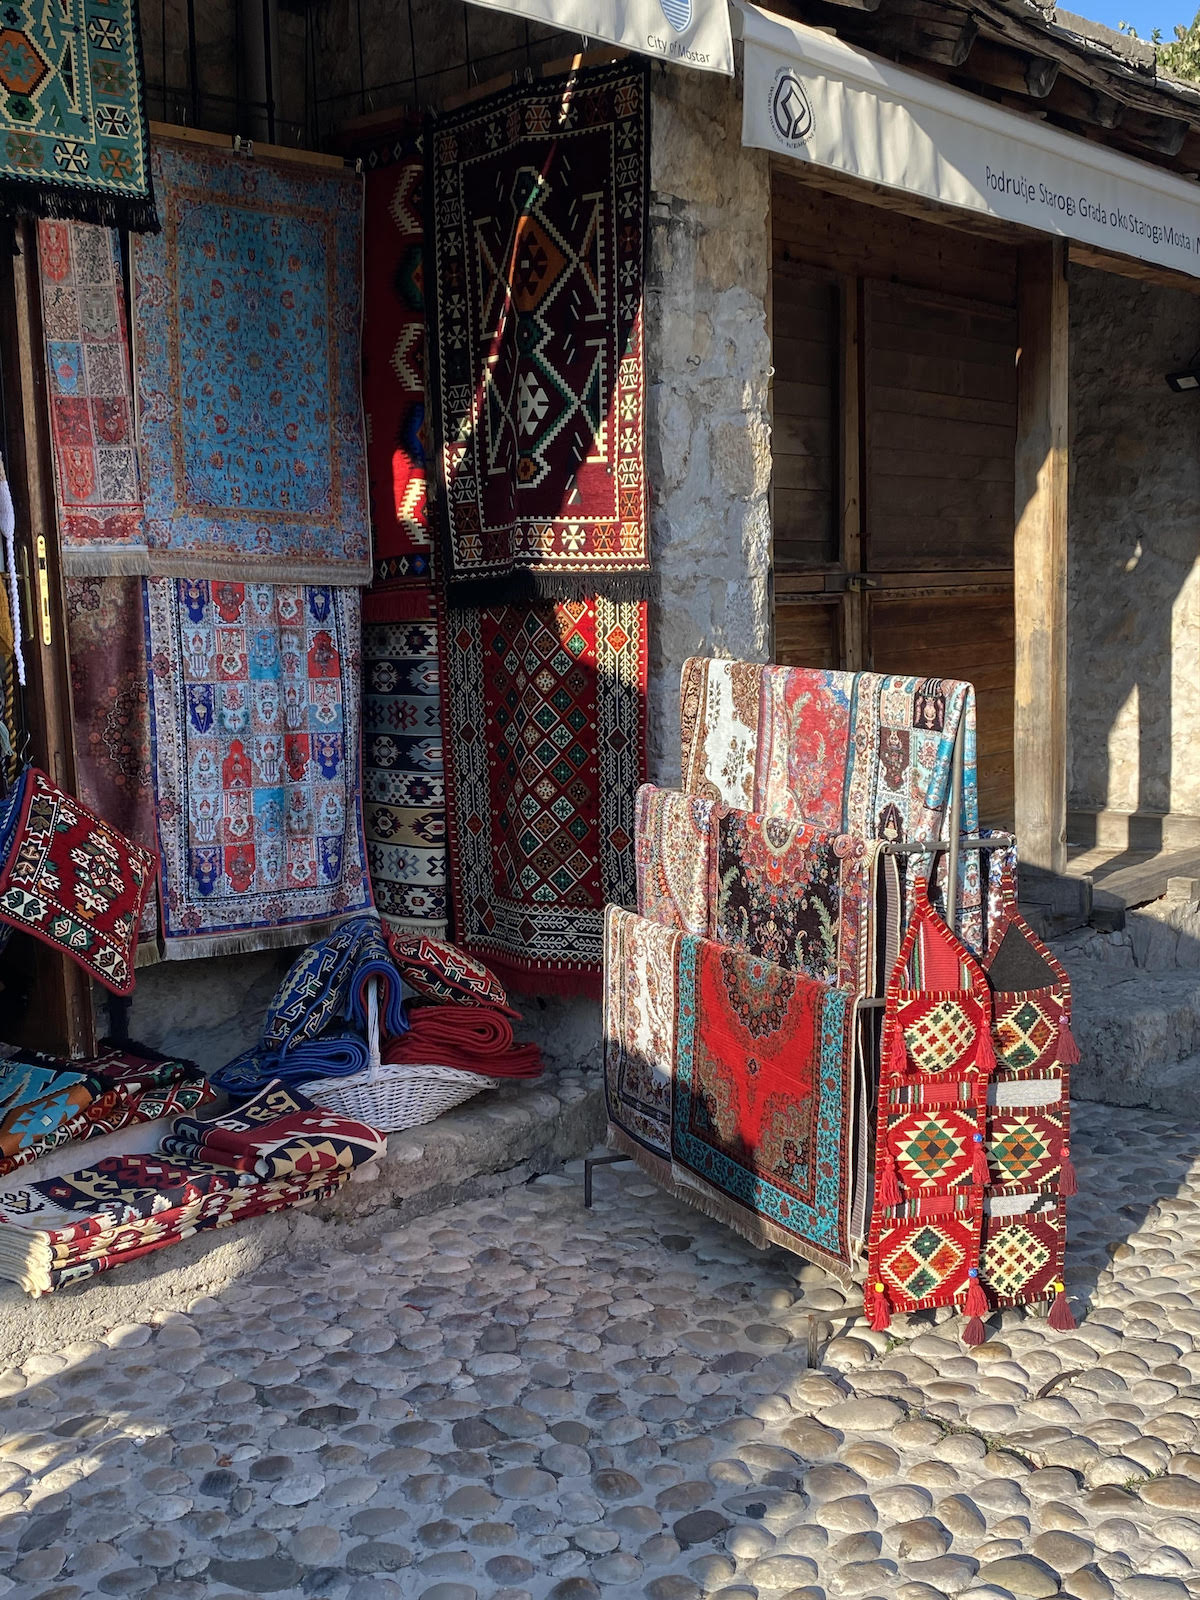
122,56,772,1074
1068,263,1200,822
645,64,773,782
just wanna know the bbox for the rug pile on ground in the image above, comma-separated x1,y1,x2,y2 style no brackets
0,1083,382,1296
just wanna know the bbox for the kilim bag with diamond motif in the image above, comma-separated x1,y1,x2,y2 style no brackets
979,864,1077,1331
867,877,996,1344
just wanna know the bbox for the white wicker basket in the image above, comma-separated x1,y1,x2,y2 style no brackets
301,1059,492,1132
296,979,492,1133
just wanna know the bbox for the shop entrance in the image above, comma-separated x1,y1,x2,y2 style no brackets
770,172,1018,827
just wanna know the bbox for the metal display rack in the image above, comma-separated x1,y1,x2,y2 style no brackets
584,719,1017,1207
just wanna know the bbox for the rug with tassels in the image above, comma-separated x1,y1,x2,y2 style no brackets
427,61,650,604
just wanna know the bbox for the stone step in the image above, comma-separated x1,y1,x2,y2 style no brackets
1066,961,1200,1106
1126,1049,1200,1118
1068,806,1200,854
321,1062,604,1224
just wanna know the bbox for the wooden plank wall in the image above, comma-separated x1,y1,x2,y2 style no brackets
771,172,1020,827
864,284,1018,573
772,178,1020,307
772,271,839,575
869,592,1016,825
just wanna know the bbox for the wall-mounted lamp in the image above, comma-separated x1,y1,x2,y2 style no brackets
1166,349,1200,391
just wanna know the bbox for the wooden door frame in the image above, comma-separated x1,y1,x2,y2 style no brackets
1013,239,1069,876
0,221,96,1056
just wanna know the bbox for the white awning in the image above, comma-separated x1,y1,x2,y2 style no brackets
465,0,734,74
739,1,1200,279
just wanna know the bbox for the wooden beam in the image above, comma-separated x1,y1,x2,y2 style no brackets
0,222,95,1057
149,121,345,169
840,278,866,670
868,8,979,68
1043,71,1124,129
1118,106,1190,156
960,37,1060,100
1013,239,1069,875
1070,239,1200,294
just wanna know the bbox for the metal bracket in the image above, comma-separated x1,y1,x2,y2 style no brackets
583,1152,629,1208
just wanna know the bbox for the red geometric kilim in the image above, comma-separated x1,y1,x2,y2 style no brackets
867,878,994,1329
441,596,646,997
875,1193,981,1310
979,865,1075,1320
0,768,155,995
886,1103,979,1192
360,132,432,623
987,1107,1065,1190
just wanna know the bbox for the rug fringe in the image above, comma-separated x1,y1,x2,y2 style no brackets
0,179,160,236
606,1122,854,1283
671,1166,856,1284
466,948,603,1002
155,921,340,963
378,917,449,938
446,569,658,608
134,938,162,970
605,1122,674,1192
145,556,374,586
62,550,152,578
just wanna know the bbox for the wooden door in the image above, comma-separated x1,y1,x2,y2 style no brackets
771,176,1018,826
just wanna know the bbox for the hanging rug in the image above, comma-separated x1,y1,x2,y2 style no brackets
441,594,645,997
37,221,148,575
363,609,448,936
144,579,373,958
134,140,369,583
361,133,432,617
427,61,650,602
0,0,157,232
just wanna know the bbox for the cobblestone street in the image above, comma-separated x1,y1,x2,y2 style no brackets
2,1100,1200,1600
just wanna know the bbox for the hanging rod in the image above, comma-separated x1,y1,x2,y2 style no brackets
880,833,1016,857
149,121,351,171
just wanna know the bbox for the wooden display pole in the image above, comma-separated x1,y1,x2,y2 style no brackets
1013,239,1069,876
0,222,95,1057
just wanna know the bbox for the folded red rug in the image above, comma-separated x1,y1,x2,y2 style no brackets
383,1006,543,1079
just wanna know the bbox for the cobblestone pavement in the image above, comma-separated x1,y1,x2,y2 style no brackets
2,1101,1200,1600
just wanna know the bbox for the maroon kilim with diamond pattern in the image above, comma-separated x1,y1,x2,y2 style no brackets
441,596,646,997
866,878,995,1331
977,866,1076,1317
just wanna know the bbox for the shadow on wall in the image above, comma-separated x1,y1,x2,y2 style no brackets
1067,262,1200,841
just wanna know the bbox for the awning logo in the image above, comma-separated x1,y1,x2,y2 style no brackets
659,0,691,31
770,68,813,146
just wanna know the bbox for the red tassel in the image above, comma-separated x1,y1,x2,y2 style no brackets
962,1315,986,1347
884,1017,908,1080
1059,1144,1078,1198
973,1023,996,1075
971,1130,990,1187
877,1149,902,1207
1057,1021,1080,1066
867,1281,892,1332
964,1268,989,1319
1048,1283,1076,1331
